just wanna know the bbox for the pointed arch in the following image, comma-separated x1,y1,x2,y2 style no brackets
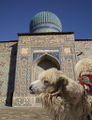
31,54,61,82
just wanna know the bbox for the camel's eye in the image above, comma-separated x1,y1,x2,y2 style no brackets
44,80,49,86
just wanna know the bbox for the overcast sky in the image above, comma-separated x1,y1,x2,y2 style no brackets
0,0,92,41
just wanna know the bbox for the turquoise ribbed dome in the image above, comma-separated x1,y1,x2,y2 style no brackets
30,11,62,33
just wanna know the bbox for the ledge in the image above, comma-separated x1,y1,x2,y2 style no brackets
0,40,18,43
75,39,92,41
18,32,74,36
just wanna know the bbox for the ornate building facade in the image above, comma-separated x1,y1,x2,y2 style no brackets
0,11,92,107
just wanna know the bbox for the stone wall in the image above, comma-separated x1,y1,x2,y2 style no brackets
75,40,92,61
0,41,17,106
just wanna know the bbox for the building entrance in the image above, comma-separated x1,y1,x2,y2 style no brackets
32,54,60,81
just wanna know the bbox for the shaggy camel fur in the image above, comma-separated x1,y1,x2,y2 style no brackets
29,58,92,120
75,58,92,79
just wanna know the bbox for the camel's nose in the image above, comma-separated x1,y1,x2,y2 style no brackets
29,85,35,94
29,85,33,91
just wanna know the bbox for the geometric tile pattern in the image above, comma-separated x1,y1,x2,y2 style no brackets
20,56,28,96
64,56,74,79
48,52,60,61
33,52,44,61
33,52,60,62
14,97,31,106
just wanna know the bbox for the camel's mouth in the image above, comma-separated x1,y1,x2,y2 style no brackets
29,86,35,94
29,85,41,95
29,90,35,94
29,90,40,95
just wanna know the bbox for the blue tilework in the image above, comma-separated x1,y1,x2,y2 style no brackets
64,56,73,59
33,53,44,61
48,52,60,61
33,52,60,62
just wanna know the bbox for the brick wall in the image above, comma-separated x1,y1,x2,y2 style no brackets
75,40,92,61
0,41,17,106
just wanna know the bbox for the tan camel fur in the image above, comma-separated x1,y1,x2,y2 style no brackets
29,58,92,120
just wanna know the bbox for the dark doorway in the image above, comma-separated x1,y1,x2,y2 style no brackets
38,56,60,70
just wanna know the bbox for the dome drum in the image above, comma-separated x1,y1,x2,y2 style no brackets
30,23,62,33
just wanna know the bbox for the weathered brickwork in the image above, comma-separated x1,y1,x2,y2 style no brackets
0,33,92,107
75,40,92,61
18,34,74,47
0,42,17,106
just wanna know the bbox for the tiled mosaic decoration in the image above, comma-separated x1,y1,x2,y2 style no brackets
33,52,60,62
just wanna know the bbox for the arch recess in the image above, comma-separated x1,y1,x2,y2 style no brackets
31,54,61,82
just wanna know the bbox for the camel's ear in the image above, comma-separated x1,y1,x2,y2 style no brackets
58,75,69,86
